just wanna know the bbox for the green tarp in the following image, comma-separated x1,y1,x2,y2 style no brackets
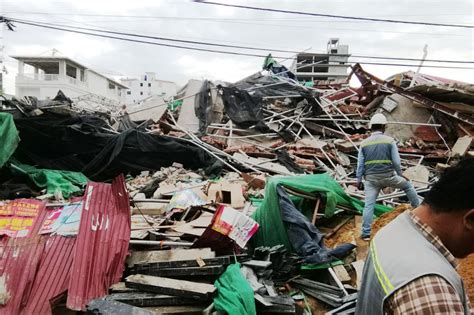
11,163,89,199
250,173,392,250
214,263,256,315
0,113,20,168
262,54,278,70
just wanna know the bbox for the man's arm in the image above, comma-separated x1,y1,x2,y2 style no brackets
390,141,403,176
384,275,466,315
356,148,365,184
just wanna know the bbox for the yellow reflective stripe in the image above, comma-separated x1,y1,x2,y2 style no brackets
361,140,393,148
365,160,392,165
370,242,394,294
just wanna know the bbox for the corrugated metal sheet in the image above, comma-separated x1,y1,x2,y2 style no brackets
23,236,76,314
0,175,130,314
66,175,130,311
0,201,48,315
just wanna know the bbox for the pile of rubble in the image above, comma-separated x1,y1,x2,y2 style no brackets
0,60,472,314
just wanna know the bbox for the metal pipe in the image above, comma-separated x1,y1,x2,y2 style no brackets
169,115,242,173
302,118,442,127
206,133,278,139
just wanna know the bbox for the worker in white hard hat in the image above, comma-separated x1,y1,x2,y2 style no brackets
356,113,420,241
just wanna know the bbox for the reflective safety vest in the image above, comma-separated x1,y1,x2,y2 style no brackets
360,133,395,175
355,212,470,315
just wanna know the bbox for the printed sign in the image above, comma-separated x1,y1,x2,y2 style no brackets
0,199,43,237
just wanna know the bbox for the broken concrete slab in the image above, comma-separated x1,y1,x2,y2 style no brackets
232,153,292,175
172,212,213,237
451,135,473,157
127,248,215,267
137,265,225,277
403,165,430,188
207,180,246,209
242,260,272,270
176,79,203,133
331,265,351,284
134,256,230,271
125,274,216,300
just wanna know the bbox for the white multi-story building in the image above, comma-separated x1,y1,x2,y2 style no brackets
121,72,177,104
12,55,128,103
292,38,351,83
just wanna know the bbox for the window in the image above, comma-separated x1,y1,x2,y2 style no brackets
66,64,77,78
108,82,115,89
140,91,143,95
127,91,131,95
148,83,151,87
140,83,143,87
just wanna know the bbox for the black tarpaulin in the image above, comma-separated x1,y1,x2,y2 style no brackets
12,112,218,180
219,85,264,128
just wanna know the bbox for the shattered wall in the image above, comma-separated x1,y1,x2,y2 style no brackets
384,94,432,142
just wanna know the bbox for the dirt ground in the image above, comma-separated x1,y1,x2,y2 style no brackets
371,206,474,303
324,219,355,248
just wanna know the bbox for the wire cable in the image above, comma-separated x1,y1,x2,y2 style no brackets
193,1,474,29
4,18,474,69
7,17,474,65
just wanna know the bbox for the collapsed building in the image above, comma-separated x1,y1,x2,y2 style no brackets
0,59,472,314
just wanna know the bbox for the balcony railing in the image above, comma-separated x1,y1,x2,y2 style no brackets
17,73,86,86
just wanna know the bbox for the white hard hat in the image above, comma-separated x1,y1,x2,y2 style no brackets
370,113,387,127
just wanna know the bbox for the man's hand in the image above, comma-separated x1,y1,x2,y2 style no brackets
357,182,364,191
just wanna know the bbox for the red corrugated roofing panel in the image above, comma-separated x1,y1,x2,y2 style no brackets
23,236,76,315
0,175,130,314
66,175,130,311
0,201,49,315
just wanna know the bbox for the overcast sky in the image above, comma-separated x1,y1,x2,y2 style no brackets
1,0,473,94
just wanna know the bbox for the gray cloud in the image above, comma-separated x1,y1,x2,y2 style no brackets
2,0,473,94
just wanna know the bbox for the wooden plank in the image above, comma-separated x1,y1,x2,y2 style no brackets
311,198,321,225
125,275,216,300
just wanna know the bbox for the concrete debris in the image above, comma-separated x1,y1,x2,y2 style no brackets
125,274,217,300
451,135,473,157
1,50,473,315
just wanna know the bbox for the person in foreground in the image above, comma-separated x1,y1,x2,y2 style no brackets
355,157,474,315
356,113,420,241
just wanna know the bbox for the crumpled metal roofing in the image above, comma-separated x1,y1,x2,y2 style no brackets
67,175,131,311
0,175,130,314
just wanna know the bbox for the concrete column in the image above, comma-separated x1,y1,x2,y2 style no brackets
34,66,39,80
58,61,66,78
18,60,24,75
76,67,81,82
